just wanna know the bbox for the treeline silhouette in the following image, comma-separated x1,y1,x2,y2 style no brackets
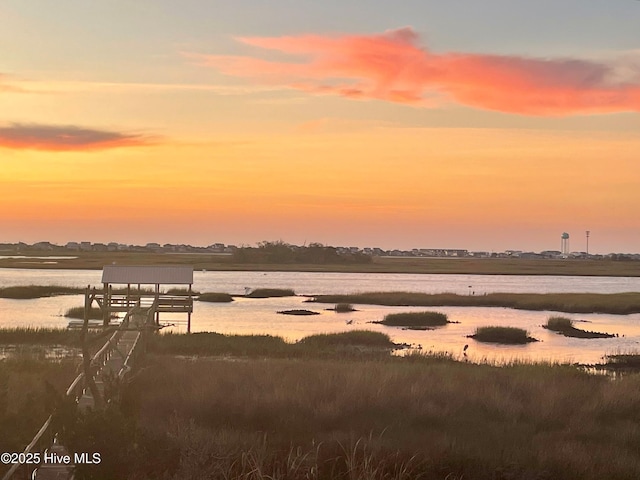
233,241,372,264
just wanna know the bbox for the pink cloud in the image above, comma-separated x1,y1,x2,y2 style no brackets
0,124,156,151
189,27,640,116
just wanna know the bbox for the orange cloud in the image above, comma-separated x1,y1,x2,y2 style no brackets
0,73,27,93
190,27,640,116
0,123,156,151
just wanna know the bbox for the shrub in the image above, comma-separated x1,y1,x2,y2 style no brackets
545,317,574,331
335,303,355,312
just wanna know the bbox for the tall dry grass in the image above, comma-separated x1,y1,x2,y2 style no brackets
312,291,640,314
0,354,77,474
129,355,640,479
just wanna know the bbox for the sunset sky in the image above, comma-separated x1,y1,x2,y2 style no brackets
1,1,639,253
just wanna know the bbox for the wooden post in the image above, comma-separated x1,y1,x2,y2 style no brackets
103,282,109,327
82,285,103,410
155,283,160,325
187,283,192,333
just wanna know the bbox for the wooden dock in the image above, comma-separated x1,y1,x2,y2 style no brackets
2,304,154,480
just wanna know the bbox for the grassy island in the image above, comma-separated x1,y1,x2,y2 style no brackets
277,309,320,315
246,288,296,298
543,316,616,339
469,326,538,344
197,292,234,302
0,285,82,299
376,311,449,327
311,291,640,314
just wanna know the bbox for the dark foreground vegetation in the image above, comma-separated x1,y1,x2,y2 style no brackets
469,326,537,344
544,316,616,339
376,311,449,328
311,291,640,314
6,329,640,479
0,327,86,346
124,354,640,480
0,354,77,467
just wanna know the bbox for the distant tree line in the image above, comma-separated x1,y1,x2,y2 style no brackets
233,241,372,264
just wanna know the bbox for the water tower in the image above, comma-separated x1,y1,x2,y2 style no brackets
561,232,570,256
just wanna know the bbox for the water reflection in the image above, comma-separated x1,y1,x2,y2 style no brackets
0,269,639,366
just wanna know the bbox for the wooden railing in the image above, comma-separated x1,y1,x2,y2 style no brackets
1,304,153,480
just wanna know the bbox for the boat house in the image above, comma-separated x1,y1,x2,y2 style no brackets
95,265,195,332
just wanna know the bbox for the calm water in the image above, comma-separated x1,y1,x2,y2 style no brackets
1,268,639,365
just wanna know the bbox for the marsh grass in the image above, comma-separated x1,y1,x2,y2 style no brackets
149,331,395,359
470,326,537,344
165,287,201,295
545,316,574,331
298,331,394,348
64,306,104,320
311,291,640,314
0,354,77,471
129,355,640,480
335,303,356,312
247,288,295,298
0,285,161,300
544,316,616,339
0,327,83,346
602,352,640,370
0,285,82,299
377,311,448,327
197,292,234,302
149,332,290,357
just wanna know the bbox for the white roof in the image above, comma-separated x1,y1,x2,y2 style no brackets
101,265,193,284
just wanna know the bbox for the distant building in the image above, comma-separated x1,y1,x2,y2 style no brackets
145,242,163,252
32,241,54,250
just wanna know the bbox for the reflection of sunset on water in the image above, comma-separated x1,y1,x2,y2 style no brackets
1,269,639,366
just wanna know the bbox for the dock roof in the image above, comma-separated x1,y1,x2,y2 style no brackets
101,265,193,285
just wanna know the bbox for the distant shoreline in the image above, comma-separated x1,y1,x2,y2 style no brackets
0,252,638,277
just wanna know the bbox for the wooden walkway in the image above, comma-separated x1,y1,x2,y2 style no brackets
2,305,154,480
